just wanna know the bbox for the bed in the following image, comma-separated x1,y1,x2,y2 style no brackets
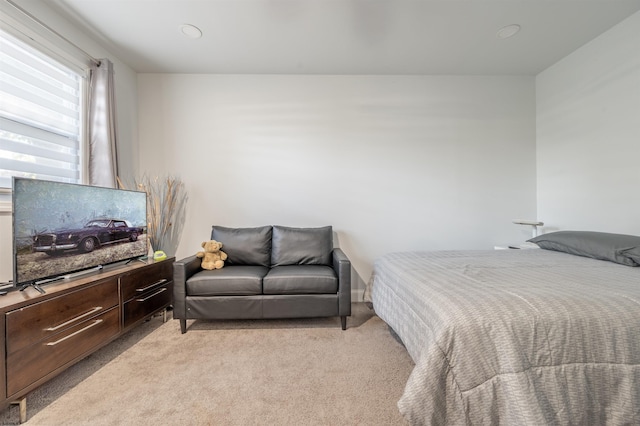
367,231,640,425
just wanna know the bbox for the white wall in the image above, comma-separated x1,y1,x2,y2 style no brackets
138,74,536,297
536,11,640,235
1,4,636,297
0,0,139,283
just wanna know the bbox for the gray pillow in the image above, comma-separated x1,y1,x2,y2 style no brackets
271,226,333,266
528,231,640,266
624,251,640,265
211,225,272,267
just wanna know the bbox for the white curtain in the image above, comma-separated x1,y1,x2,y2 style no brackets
88,59,119,188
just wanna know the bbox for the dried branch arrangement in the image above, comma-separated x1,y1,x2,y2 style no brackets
118,175,188,257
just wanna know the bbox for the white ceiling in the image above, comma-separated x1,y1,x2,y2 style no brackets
48,0,640,75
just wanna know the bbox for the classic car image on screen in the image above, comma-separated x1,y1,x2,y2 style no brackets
13,178,148,287
32,218,144,254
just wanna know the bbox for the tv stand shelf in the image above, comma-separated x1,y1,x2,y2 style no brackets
0,258,174,423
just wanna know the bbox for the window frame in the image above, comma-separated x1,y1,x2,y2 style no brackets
0,1,94,209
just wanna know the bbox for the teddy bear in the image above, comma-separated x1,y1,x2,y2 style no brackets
196,240,228,270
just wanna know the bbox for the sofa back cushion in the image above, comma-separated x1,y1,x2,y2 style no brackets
271,225,333,267
211,225,272,267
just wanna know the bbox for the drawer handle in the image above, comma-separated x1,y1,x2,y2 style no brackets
136,287,167,302
45,319,103,346
136,279,167,293
44,306,103,331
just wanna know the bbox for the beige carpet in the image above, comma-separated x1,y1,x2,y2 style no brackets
0,303,413,425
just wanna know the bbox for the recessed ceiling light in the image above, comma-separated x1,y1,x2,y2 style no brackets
180,24,202,39
497,24,521,39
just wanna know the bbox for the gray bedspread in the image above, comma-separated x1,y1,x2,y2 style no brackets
367,249,640,425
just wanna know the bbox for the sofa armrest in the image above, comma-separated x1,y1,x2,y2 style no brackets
332,248,351,317
172,255,202,319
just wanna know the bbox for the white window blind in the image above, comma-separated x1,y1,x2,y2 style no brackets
0,28,83,189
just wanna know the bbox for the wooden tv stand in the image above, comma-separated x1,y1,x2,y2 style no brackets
0,257,174,423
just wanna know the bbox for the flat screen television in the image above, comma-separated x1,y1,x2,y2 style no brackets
12,177,148,291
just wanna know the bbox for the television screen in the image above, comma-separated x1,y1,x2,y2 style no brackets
12,177,148,288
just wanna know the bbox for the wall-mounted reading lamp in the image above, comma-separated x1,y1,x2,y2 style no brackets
513,219,544,238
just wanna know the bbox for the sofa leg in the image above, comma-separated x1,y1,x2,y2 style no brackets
341,316,347,330
180,318,187,334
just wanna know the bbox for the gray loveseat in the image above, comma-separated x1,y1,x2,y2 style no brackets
173,225,351,333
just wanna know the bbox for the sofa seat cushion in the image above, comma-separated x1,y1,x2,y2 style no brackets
186,266,268,296
263,265,338,295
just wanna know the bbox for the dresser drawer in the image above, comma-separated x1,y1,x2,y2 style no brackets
5,279,119,355
123,281,173,329
120,260,173,302
6,306,120,397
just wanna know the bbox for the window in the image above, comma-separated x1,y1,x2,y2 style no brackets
0,28,84,189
